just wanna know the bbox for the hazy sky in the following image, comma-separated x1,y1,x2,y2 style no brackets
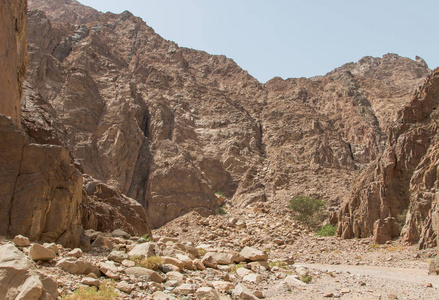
78,0,438,83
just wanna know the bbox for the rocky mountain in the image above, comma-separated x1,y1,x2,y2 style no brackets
0,0,152,249
21,0,436,247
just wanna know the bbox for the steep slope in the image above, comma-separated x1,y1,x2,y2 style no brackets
25,0,433,245
339,69,439,246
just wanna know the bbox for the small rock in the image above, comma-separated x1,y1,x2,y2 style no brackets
174,283,197,295
166,271,184,283
67,248,83,258
425,282,433,288
324,292,334,297
81,277,100,287
202,254,218,269
117,281,135,293
108,250,129,263
232,283,258,300
125,267,164,283
112,229,130,239
239,247,268,261
195,286,220,300
13,235,30,247
99,262,120,279
341,288,351,294
212,281,235,292
29,244,56,261
92,235,114,250
152,291,176,299
122,259,136,267
243,273,262,283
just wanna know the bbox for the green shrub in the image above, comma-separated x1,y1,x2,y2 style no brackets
215,191,225,197
316,224,337,237
288,195,326,228
130,255,162,271
300,275,312,284
63,280,119,299
140,234,152,241
214,206,227,215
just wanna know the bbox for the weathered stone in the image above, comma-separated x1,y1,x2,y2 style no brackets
212,281,235,292
128,242,160,258
152,291,177,300
67,248,83,258
243,273,262,283
125,267,164,283
112,229,130,239
42,243,59,255
81,277,100,287
196,287,220,300
284,275,307,287
99,262,120,280
161,256,184,271
92,235,113,250
236,267,252,277
29,244,56,261
232,283,259,300
13,235,30,247
0,244,58,300
240,247,268,261
165,271,184,283
174,283,197,295
116,281,134,293
108,250,129,263
175,253,195,270
202,254,218,269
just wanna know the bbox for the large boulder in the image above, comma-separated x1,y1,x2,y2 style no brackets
0,244,57,299
0,115,83,247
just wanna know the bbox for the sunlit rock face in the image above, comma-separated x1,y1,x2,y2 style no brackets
25,0,433,241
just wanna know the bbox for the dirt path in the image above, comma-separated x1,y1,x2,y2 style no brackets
266,263,439,299
299,263,439,286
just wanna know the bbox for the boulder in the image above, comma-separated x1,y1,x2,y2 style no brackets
165,271,184,283
112,229,130,239
29,244,56,261
0,244,58,300
13,235,30,247
231,283,259,300
174,283,197,295
67,248,83,258
108,250,129,263
128,242,161,258
125,267,164,283
239,247,268,261
196,287,220,300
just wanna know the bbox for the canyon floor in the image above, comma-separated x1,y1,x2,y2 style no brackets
3,202,438,300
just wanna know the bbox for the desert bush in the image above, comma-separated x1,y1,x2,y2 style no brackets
288,195,326,228
63,280,119,299
300,275,312,283
214,205,227,215
130,255,162,271
316,224,337,236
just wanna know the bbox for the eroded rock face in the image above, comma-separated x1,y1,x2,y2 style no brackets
0,115,83,247
82,176,152,237
339,69,439,245
0,0,27,125
24,0,433,233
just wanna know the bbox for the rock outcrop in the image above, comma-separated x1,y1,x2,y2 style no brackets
339,68,439,246
0,0,27,124
24,0,433,240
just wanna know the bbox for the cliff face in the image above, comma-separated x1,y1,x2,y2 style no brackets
24,0,430,234
0,0,27,124
24,0,435,246
0,0,151,247
339,69,439,246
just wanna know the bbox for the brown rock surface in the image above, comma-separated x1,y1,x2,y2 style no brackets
339,69,439,245
0,0,27,124
24,0,432,234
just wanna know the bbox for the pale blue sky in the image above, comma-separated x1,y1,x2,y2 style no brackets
78,0,438,83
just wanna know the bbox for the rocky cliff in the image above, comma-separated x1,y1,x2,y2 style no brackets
23,0,435,246
339,68,439,247
0,0,151,248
